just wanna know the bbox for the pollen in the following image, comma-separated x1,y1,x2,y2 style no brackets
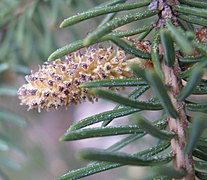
18,46,132,111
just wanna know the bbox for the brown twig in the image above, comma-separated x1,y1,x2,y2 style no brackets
162,59,195,180
155,0,195,179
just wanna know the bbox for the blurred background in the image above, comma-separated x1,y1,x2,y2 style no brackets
0,0,157,179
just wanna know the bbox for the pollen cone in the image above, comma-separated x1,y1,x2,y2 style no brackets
18,46,132,111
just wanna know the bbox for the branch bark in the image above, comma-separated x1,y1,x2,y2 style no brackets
162,59,195,180
156,0,195,179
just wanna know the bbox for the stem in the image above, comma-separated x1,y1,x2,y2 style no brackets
157,0,195,179
162,59,195,180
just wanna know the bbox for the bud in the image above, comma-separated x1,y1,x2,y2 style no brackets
132,40,153,69
196,26,207,43
18,46,132,111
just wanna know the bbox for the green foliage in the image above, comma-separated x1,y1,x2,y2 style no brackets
133,116,175,140
45,0,207,179
83,9,157,45
0,108,26,179
130,66,178,118
4,0,206,179
0,0,104,179
59,1,150,28
166,19,193,55
160,29,175,67
0,0,96,66
186,113,207,154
